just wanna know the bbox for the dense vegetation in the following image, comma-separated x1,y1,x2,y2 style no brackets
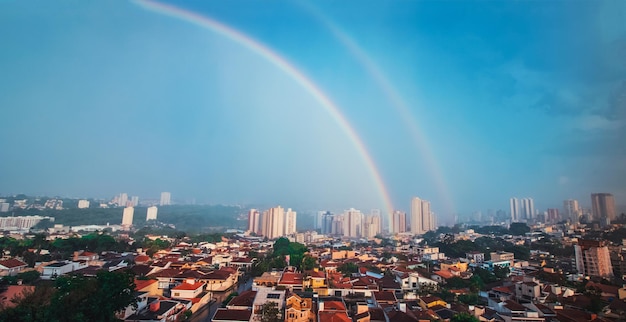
3,204,244,233
251,237,315,276
0,270,137,322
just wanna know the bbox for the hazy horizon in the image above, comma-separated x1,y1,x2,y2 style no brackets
1,1,625,223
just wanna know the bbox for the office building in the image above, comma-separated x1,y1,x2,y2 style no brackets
77,200,90,209
591,193,616,221
146,206,158,221
575,240,613,278
122,207,134,229
160,192,171,206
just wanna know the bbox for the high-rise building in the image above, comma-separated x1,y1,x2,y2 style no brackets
510,198,520,222
0,203,9,212
285,208,297,235
564,199,581,224
320,211,333,235
160,192,171,206
411,198,423,234
77,200,90,209
131,196,139,207
520,198,535,221
392,211,407,234
118,193,128,208
122,207,134,229
369,210,382,236
257,206,297,239
146,206,158,221
361,215,379,239
411,197,433,234
591,193,616,221
342,208,363,238
248,209,261,234
575,240,613,278
546,208,559,224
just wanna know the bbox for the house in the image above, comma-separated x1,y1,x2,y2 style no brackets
0,258,28,276
41,261,86,279
252,287,286,321
171,279,205,299
206,268,238,292
304,269,327,290
134,279,160,296
125,299,190,322
226,290,257,310
279,268,304,292
419,296,447,310
285,292,315,322
318,298,350,322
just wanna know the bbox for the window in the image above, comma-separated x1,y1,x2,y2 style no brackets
267,293,280,299
174,292,180,296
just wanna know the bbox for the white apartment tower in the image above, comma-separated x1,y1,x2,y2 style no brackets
122,207,134,229
248,209,261,234
254,205,298,239
521,198,535,220
285,208,297,235
146,206,158,221
160,192,171,206
411,197,433,235
510,198,520,222
342,208,363,238
392,210,407,234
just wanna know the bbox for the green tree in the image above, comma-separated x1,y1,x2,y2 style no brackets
260,301,281,322
509,223,530,236
493,266,510,279
49,270,137,321
337,263,359,276
0,284,55,321
451,312,480,322
301,255,316,271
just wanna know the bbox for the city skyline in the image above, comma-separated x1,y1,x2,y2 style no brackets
0,1,624,222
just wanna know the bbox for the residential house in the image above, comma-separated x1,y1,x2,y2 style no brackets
285,292,315,322
0,258,28,276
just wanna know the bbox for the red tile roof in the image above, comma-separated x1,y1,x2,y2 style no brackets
318,311,351,322
322,301,347,310
279,272,303,285
0,259,27,269
172,282,204,291
134,279,157,291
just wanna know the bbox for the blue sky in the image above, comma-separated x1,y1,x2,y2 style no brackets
1,0,624,222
